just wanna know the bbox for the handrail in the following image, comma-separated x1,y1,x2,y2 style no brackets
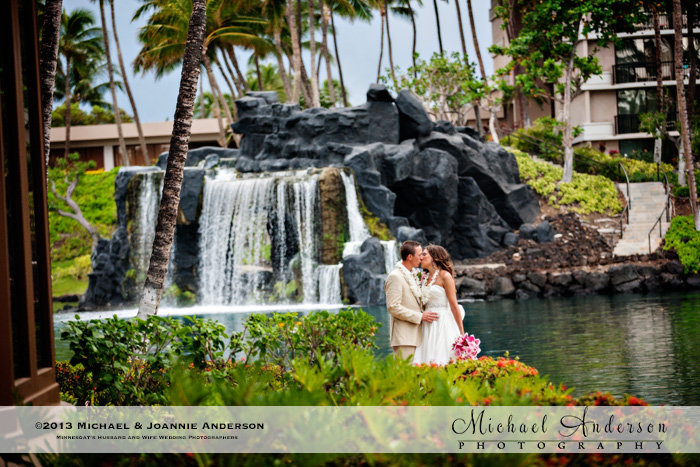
618,162,631,210
648,197,671,253
611,202,630,245
657,162,670,195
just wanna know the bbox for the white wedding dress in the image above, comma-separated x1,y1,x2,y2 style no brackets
413,285,464,365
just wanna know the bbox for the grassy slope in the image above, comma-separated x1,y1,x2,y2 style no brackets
49,168,118,296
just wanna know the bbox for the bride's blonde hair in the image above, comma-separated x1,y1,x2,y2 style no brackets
424,244,454,277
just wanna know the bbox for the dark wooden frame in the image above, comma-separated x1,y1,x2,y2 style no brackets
0,0,60,406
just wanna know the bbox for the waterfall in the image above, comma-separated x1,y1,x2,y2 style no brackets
131,171,163,276
292,177,319,303
340,171,370,258
381,240,398,273
198,170,321,305
317,264,342,304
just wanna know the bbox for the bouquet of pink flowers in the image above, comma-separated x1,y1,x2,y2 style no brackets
452,333,481,360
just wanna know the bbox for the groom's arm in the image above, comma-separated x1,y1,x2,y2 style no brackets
385,274,422,324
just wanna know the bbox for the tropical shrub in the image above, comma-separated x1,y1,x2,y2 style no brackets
663,216,700,274
511,149,622,214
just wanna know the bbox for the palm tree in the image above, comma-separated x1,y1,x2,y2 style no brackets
40,0,63,174
320,2,335,105
58,8,104,157
96,0,130,165
138,0,207,318
109,0,150,163
135,0,266,143
308,0,321,106
454,0,467,56
54,57,123,109
673,0,700,230
246,62,286,100
391,0,421,78
432,0,444,54
465,0,484,136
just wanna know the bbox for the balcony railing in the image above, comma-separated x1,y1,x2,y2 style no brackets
615,112,679,135
616,10,700,31
613,61,674,84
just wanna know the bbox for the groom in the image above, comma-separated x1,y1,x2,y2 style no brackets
384,240,439,359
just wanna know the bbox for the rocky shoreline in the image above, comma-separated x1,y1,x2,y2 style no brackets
454,212,700,300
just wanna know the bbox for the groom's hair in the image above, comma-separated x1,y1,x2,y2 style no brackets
400,241,421,261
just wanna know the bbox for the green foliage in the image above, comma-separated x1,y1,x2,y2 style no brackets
512,148,622,214
59,314,232,405
230,309,379,373
52,254,92,281
52,103,133,127
57,309,379,405
663,216,700,274
48,166,118,262
163,285,197,307
382,52,475,125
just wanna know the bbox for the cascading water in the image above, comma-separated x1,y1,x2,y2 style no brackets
130,172,163,277
198,170,321,306
381,240,398,273
317,264,342,304
340,171,370,258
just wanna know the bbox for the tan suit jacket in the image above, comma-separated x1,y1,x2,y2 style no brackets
384,267,424,347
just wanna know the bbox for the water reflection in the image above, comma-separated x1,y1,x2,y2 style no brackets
54,292,700,405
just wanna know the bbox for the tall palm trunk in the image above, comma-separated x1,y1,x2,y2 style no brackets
110,0,149,164
384,0,397,87
673,0,700,230
330,9,348,106
407,0,417,78
210,81,226,146
274,26,294,102
40,0,62,173
688,0,697,117
199,73,206,118
221,49,243,96
309,0,321,107
286,0,303,103
433,0,444,54
226,47,250,93
376,9,385,82
203,53,233,127
454,0,467,56
63,55,72,157
653,5,665,166
216,57,237,100
466,0,485,137
254,55,264,90
137,0,207,318
321,3,336,106
99,0,129,166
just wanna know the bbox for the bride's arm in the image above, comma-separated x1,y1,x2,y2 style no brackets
442,271,465,335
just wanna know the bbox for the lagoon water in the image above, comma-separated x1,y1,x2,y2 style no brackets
54,291,700,405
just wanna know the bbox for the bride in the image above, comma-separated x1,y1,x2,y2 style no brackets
413,244,465,365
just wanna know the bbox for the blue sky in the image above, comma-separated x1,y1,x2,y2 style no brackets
62,0,494,122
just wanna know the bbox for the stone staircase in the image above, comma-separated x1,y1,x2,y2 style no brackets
613,182,671,257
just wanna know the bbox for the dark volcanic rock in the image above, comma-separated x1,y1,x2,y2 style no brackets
396,226,427,245
549,272,573,287
534,221,555,243
156,146,238,170
519,224,535,240
492,276,515,296
343,238,387,305
395,89,432,141
609,264,638,286
585,272,610,292
179,169,205,224
687,274,700,288
367,83,394,102
456,277,487,297
527,272,547,288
